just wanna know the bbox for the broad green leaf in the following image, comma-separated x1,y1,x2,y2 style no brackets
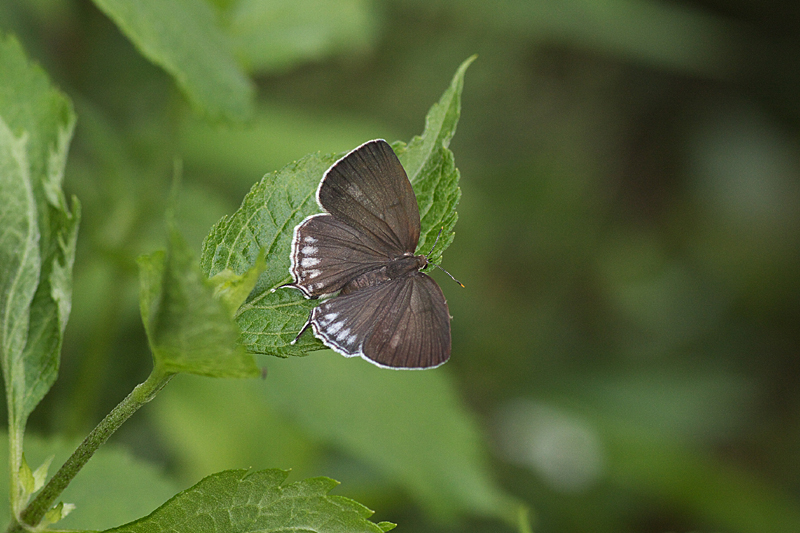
200,57,475,357
102,469,394,533
150,375,318,482
0,433,179,531
226,0,377,74
0,35,79,507
91,0,255,121
138,226,259,378
262,354,522,524
152,365,523,526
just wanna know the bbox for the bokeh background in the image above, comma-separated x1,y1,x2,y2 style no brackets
3,0,800,531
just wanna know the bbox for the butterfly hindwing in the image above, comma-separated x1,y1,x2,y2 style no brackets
364,272,451,368
309,273,450,369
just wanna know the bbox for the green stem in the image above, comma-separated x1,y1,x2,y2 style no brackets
6,368,173,533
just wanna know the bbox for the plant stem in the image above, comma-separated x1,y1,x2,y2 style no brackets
6,368,173,533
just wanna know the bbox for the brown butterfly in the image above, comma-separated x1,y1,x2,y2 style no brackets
287,140,454,369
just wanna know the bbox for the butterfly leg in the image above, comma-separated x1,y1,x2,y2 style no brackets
290,312,313,345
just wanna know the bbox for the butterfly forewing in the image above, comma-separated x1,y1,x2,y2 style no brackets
318,140,421,255
309,273,450,369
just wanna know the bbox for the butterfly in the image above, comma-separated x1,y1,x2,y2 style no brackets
286,139,455,369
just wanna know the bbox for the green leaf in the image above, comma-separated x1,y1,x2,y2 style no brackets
178,101,387,179
151,375,318,482
262,354,522,524
103,469,394,533
199,57,475,357
209,249,267,317
43,501,75,527
396,54,476,264
0,35,79,507
200,151,336,356
91,0,255,121
152,366,522,526
0,116,39,432
137,225,259,378
17,454,35,495
226,0,377,74
30,454,52,492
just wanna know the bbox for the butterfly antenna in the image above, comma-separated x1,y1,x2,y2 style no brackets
426,226,445,256
434,263,465,288
425,227,465,288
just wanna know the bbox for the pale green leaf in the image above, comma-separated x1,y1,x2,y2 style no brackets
138,226,259,378
91,0,255,121
17,454,35,495
18,191,80,420
31,454,52,492
43,501,75,526
209,249,267,317
0,117,39,430
103,469,394,533
136,250,164,346
199,57,475,356
0,33,79,450
178,101,388,179
150,375,318,482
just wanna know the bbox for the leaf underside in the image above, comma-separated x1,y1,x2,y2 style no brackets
0,34,79,444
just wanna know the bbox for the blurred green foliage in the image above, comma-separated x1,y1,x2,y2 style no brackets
2,0,800,531
0,432,179,530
